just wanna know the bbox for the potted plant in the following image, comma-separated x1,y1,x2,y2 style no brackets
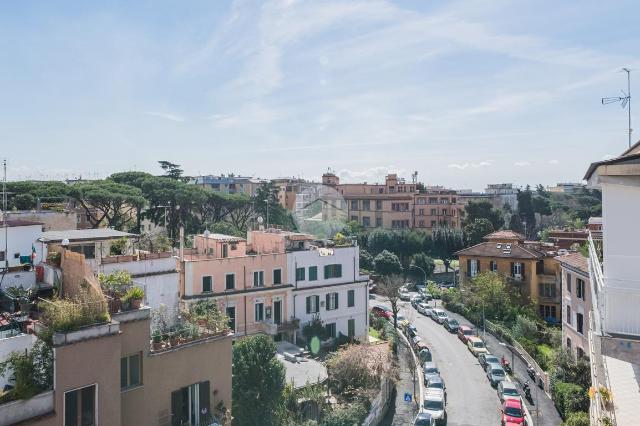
124,287,144,310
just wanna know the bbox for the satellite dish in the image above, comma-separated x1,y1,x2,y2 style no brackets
257,216,264,224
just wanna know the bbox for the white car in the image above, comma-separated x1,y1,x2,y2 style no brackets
417,303,431,316
431,308,448,324
423,388,446,425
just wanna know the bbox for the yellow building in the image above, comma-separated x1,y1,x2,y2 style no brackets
456,230,561,321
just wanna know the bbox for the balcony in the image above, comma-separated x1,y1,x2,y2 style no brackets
277,318,300,332
0,390,54,426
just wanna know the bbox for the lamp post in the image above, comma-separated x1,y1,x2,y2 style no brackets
409,264,427,285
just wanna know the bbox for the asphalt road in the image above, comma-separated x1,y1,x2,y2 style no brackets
375,295,503,426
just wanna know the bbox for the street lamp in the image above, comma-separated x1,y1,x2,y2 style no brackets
409,264,427,285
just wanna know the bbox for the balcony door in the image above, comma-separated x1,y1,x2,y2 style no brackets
274,300,282,325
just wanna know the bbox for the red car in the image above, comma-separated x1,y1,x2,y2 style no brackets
501,399,526,425
457,325,474,343
372,305,393,319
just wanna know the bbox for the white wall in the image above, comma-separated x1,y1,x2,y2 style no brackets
0,270,36,289
0,224,44,267
0,333,37,389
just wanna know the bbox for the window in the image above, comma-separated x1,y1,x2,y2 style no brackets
576,313,584,334
273,269,282,285
325,322,336,339
362,216,370,227
539,283,556,298
376,218,383,227
226,307,235,332
0,251,4,262
308,266,318,281
222,244,228,258
326,292,339,310
253,271,264,287
418,220,425,228
490,261,498,272
348,289,355,307
430,208,437,216
577,347,585,359
576,279,585,301
255,302,264,322
468,259,479,277
375,200,382,210
511,262,524,280
362,200,370,211
416,197,426,205
13,253,19,259
566,273,572,293
350,215,358,222
324,264,342,279
351,200,358,210
171,381,210,426
566,305,572,325
566,337,572,349
296,267,306,281
348,319,355,337
306,295,320,314
428,197,438,204
430,221,436,227
64,384,96,426
202,276,212,293
539,305,556,319
121,353,142,389
442,208,447,216
225,274,235,290
69,244,95,260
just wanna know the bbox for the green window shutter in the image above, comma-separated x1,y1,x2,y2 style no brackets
306,297,311,314
120,357,128,389
477,260,480,273
171,389,184,426
337,264,342,277
315,296,320,312
324,265,330,279
309,266,318,281
335,293,339,309
522,263,526,279
199,381,210,420
467,259,471,277
326,293,330,310
510,262,515,277
348,290,355,307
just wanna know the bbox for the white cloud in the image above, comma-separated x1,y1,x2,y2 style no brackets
448,163,469,170
448,161,491,170
143,111,185,123
548,159,559,165
514,161,531,167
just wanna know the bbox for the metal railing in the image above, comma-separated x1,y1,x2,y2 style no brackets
588,233,605,335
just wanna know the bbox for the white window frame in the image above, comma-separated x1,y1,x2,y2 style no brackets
253,270,265,287
470,260,479,277
327,292,338,310
513,262,523,279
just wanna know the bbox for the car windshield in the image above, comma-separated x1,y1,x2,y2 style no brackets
492,369,505,376
505,406,523,417
428,382,443,389
437,312,447,317
448,319,458,325
424,367,438,374
474,341,485,348
414,419,431,426
424,400,443,410
464,329,473,335
503,387,519,396
487,356,499,363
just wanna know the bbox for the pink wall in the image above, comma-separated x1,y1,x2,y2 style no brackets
247,232,285,254
193,235,247,258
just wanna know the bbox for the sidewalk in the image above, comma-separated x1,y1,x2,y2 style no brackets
380,339,419,425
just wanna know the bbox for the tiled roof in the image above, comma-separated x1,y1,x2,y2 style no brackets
483,230,526,241
455,242,544,260
555,252,589,274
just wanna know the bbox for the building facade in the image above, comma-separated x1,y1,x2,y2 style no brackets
556,252,591,359
456,230,561,322
190,174,264,196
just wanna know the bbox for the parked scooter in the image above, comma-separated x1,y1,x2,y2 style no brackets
501,356,512,374
526,364,536,380
523,380,533,402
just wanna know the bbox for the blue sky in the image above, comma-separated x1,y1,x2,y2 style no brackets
2,0,639,190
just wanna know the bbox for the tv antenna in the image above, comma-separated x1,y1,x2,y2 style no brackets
602,67,632,147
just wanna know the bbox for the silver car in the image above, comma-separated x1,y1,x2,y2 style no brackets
413,412,435,426
486,362,506,387
497,380,521,403
423,362,440,384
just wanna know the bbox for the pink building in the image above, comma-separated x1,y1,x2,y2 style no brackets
180,233,296,340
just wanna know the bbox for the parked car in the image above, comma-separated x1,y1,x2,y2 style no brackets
479,353,500,370
399,290,411,301
418,347,433,363
497,381,521,403
486,362,507,387
423,362,440,384
467,337,488,357
432,309,448,324
372,305,392,319
417,302,430,316
501,399,526,425
443,318,459,333
413,412,435,426
422,292,433,301
425,375,446,396
423,389,446,425
412,335,423,350
411,294,424,308
457,325,474,343
406,323,417,338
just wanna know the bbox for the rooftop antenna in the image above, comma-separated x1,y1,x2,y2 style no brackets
602,67,632,147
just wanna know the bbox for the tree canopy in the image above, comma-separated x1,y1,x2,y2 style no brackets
464,218,495,246
374,250,403,276
463,200,504,230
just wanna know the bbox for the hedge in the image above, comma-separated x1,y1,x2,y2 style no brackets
561,411,590,426
551,381,589,419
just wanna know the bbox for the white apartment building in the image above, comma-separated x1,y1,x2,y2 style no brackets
584,140,640,425
287,245,370,342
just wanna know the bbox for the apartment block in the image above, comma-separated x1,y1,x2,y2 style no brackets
190,174,264,196
456,230,561,322
556,252,591,358
584,141,640,425
321,172,463,232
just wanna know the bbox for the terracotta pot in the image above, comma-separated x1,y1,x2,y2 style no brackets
131,298,142,310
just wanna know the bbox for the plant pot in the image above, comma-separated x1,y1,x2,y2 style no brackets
131,298,142,310
108,298,122,313
122,300,132,311
152,341,163,351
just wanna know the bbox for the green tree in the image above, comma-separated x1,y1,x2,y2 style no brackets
14,193,36,210
232,335,286,426
409,253,435,283
367,228,393,255
515,186,536,238
430,227,465,272
464,272,519,321
561,412,589,426
158,160,184,180
69,180,146,230
377,274,404,333
463,200,504,230
464,218,495,246
255,182,295,229
374,250,403,276
359,249,374,271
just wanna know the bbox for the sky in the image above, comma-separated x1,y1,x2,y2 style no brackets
1,0,640,191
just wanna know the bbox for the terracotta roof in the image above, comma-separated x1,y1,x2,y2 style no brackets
483,230,525,241
555,252,589,275
455,242,544,260
0,220,43,227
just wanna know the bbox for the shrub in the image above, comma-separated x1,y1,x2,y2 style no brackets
186,299,229,332
98,270,133,297
321,402,368,426
123,286,144,301
512,315,538,341
552,381,589,419
561,411,589,426
40,292,110,333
